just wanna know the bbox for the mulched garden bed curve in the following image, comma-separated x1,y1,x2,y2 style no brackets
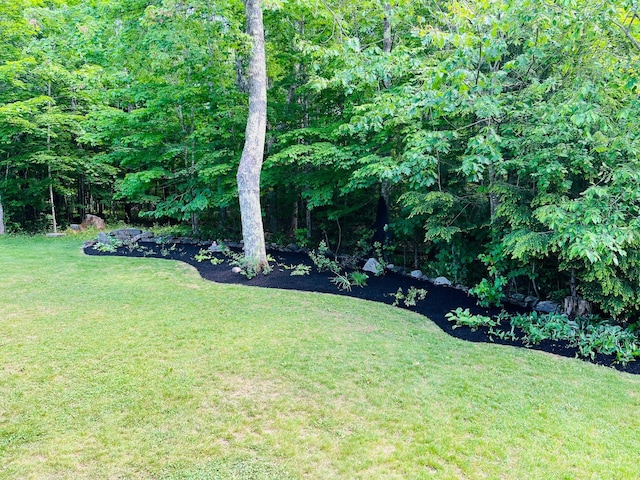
84,242,640,375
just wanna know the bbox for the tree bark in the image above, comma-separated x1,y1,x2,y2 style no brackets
382,2,392,87
0,195,5,235
47,81,58,234
237,0,268,270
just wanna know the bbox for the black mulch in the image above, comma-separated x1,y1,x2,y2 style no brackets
84,242,640,375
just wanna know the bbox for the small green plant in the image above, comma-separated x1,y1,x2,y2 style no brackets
227,251,272,279
309,241,341,274
488,311,520,341
209,257,223,266
293,228,311,248
445,308,499,331
469,275,507,308
371,242,387,276
289,264,311,276
349,271,369,288
93,239,122,253
330,273,353,291
194,249,224,265
194,249,214,262
392,287,428,307
160,244,177,257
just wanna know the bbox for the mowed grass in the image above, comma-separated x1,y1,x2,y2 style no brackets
1,235,640,479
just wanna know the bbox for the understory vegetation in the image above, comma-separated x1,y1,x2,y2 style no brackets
447,309,640,365
2,1,640,324
2,235,640,478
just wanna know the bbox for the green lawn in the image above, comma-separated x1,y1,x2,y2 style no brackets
1,235,639,479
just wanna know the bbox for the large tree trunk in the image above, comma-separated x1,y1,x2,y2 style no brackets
237,0,268,271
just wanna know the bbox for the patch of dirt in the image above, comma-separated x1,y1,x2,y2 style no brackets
84,243,640,375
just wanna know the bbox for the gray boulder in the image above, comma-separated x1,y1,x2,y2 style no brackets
97,231,110,244
81,214,106,230
410,270,423,279
363,258,382,274
285,243,300,252
109,228,142,242
433,276,452,286
534,300,560,313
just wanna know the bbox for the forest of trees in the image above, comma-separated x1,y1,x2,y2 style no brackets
1,0,640,321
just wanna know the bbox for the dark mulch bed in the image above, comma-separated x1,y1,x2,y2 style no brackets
84,242,640,375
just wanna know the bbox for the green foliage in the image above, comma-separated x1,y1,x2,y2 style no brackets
469,276,507,308
446,308,499,331
330,272,353,292
348,271,368,288
92,239,122,253
194,249,214,263
309,241,341,274
227,250,273,279
287,263,311,276
510,312,578,346
3,0,640,325
309,240,369,290
392,286,428,308
507,312,640,366
369,241,387,276
575,321,639,365
160,244,177,257
194,248,224,265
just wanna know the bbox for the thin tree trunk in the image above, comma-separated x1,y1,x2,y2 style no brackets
380,4,392,221
290,199,299,234
47,81,58,234
48,165,58,234
237,0,268,270
0,195,5,235
382,2,392,88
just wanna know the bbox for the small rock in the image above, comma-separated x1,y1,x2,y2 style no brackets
511,293,525,302
285,243,300,252
410,270,423,279
534,300,560,313
363,258,382,274
231,266,242,274
454,284,470,293
97,231,110,244
70,224,82,232
433,276,452,286
524,296,538,306
385,264,402,274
